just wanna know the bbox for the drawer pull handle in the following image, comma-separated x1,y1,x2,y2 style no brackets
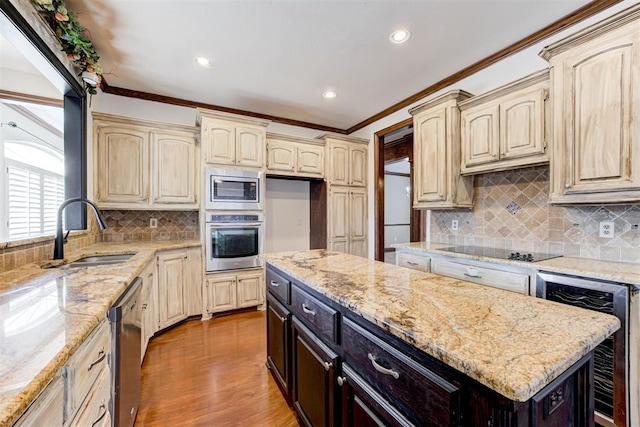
91,403,107,426
280,316,287,322
337,376,346,386
464,273,482,279
269,280,280,287
406,261,419,266
302,304,316,316
323,361,332,371
88,349,106,372
368,353,399,379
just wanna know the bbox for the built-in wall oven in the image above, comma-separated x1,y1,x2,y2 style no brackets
205,213,263,272
205,168,264,211
536,272,629,427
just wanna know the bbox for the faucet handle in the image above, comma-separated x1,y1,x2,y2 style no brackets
63,230,71,244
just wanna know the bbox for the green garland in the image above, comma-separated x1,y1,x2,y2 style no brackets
31,0,102,94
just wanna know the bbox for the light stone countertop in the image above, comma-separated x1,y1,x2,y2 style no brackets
0,240,200,427
263,249,620,402
393,241,640,286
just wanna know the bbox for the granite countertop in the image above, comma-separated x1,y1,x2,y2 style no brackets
0,240,200,426
393,242,640,286
263,249,620,402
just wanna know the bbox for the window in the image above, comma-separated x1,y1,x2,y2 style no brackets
4,141,65,240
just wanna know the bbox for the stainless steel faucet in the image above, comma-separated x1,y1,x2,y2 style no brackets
53,197,108,260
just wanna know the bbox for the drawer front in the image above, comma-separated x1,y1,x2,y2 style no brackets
431,258,529,294
14,376,64,427
69,368,111,427
65,320,110,417
266,267,291,304
397,253,430,272
342,317,459,426
291,284,339,344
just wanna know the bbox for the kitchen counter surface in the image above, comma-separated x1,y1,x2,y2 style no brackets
0,240,200,426
394,241,640,286
264,249,620,402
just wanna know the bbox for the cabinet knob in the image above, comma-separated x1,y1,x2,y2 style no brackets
565,183,571,189
500,152,506,156
337,376,346,386
323,361,333,371
492,153,497,158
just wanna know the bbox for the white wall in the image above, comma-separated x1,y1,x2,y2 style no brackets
384,173,410,247
265,178,310,253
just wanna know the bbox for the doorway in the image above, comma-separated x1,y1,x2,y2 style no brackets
374,119,423,262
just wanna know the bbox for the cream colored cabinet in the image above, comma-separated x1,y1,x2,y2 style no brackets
204,268,264,315
266,133,325,178
328,186,367,257
14,375,64,427
321,135,368,187
198,109,270,168
140,261,157,361
68,369,110,427
540,5,640,204
93,113,199,210
396,251,431,272
409,90,474,209
460,70,549,175
431,258,530,295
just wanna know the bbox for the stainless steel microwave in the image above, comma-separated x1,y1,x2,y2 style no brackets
205,168,264,211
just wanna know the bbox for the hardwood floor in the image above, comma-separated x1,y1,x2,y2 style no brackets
135,310,299,426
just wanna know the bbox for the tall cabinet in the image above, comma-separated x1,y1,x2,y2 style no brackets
318,134,369,258
540,4,640,204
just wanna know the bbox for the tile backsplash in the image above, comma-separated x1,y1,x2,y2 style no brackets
430,166,640,263
99,210,199,242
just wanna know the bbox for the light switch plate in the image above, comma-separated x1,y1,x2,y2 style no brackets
599,221,614,238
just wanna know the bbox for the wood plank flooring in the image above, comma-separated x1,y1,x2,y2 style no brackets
135,310,299,426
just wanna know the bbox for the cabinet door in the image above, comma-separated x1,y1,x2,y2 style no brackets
95,126,149,204
462,104,500,167
205,275,237,313
14,376,63,427
184,247,203,317
267,296,291,397
292,317,339,427
349,146,367,187
152,132,197,205
157,251,188,329
236,126,264,168
297,145,324,177
237,272,264,308
414,108,447,204
349,188,367,258
328,142,350,185
328,187,350,253
500,88,546,160
204,122,235,165
267,140,296,173
140,262,156,360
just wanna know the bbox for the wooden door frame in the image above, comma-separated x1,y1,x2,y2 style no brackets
374,118,422,261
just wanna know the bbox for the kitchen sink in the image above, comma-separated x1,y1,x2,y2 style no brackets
63,253,135,268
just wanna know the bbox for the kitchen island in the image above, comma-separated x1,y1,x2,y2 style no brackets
264,249,620,426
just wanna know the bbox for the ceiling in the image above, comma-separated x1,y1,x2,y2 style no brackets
63,0,595,131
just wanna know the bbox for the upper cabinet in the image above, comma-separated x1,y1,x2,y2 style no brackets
93,113,199,210
540,4,640,204
319,134,369,187
409,90,474,210
459,70,549,175
197,109,270,169
266,133,325,178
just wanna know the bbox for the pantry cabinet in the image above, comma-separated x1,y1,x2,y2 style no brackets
204,268,264,315
321,135,368,187
327,186,367,258
93,113,199,210
540,4,640,204
409,90,474,209
198,109,270,168
460,70,549,175
266,133,325,178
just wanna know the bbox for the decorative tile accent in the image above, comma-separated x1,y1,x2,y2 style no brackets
99,210,199,242
430,166,640,263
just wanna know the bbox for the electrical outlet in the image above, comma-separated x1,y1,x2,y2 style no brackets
452,220,459,231
150,218,158,229
599,221,614,238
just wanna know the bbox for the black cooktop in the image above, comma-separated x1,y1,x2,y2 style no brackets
438,246,562,263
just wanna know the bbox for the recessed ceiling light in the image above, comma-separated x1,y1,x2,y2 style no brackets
322,90,337,99
389,29,411,44
196,56,212,68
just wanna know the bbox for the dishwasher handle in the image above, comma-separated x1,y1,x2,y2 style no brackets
107,277,142,322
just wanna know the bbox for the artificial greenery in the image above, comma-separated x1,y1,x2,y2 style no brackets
31,0,102,94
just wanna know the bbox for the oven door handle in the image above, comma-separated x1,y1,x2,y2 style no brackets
209,223,263,228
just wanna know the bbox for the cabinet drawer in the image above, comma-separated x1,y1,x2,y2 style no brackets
266,268,291,304
291,284,339,344
342,317,460,426
64,320,110,418
397,252,430,272
431,258,529,294
69,368,111,427
14,376,64,427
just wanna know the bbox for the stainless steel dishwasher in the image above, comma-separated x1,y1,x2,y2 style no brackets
108,277,142,427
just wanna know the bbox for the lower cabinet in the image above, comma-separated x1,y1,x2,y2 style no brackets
157,247,202,330
13,375,64,426
140,261,157,362
204,268,264,314
267,295,291,396
291,317,340,427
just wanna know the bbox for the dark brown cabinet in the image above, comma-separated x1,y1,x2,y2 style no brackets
292,317,340,427
266,295,291,397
